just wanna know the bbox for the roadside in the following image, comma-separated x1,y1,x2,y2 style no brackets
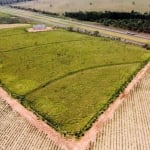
0,6,149,45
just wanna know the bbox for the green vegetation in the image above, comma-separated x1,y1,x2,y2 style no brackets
0,28,150,137
0,12,10,17
0,12,33,24
65,11,150,33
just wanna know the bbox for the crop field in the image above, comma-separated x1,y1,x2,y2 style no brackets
13,0,150,13
0,27,150,136
90,70,150,150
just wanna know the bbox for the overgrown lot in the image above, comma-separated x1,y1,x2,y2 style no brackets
0,12,33,24
0,28,150,137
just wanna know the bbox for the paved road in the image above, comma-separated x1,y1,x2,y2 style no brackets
0,6,150,45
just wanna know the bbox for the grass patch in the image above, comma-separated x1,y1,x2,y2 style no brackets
0,12,34,24
0,28,150,137
0,12,10,17
25,63,140,133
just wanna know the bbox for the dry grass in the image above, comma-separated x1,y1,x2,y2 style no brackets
13,0,150,13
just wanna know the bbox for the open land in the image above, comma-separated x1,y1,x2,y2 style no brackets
0,6,150,45
0,11,34,25
0,8,150,149
12,0,150,13
0,64,150,150
0,26,150,136
90,69,150,150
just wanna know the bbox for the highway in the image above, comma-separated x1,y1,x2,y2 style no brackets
0,6,150,45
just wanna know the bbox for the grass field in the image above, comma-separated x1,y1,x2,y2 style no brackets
13,0,150,13
1,68,150,150
0,27,150,136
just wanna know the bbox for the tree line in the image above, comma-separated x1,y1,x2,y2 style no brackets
65,11,150,33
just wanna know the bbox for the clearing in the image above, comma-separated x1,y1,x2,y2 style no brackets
0,27,150,136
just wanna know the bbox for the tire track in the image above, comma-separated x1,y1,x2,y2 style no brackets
24,61,141,97
0,38,91,53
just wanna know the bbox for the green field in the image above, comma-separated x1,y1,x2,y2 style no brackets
0,27,150,137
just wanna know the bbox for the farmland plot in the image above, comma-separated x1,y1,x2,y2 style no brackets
0,27,150,136
90,70,150,150
13,0,150,13
0,68,150,149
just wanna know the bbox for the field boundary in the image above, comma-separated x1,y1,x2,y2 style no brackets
0,61,150,150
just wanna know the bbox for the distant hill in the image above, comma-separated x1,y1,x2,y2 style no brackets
12,0,150,13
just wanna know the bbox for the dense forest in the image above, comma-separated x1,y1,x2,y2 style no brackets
65,11,150,33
